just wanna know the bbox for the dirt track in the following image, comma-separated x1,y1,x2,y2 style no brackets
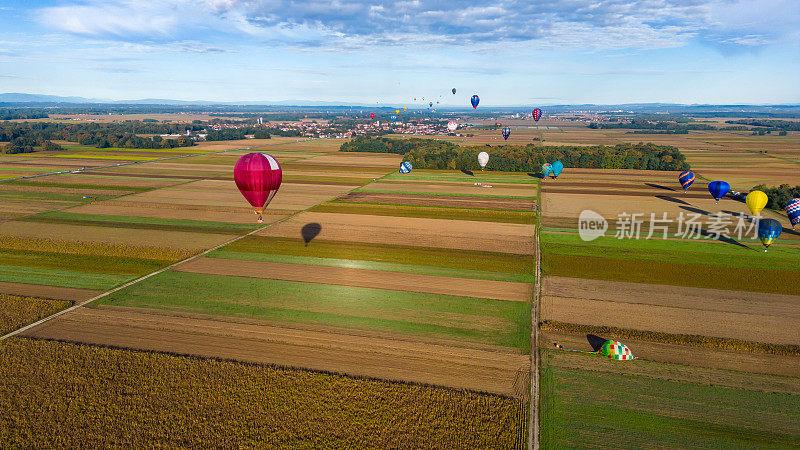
22,306,529,397
541,276,800,345
176,258,531,302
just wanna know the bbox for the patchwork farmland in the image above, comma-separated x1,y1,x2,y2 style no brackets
2,138,533,447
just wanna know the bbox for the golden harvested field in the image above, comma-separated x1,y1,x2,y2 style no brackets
1,337,527,448
22,306,530,397
366,179,537,196
256,211,535,253
541,276,800,345
176,257,531,302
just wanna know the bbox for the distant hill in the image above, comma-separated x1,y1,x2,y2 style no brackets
0,93,98,103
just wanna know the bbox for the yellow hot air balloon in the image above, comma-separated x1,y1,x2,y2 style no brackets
395,109,400,114
403,107,407,112
746,190,768,216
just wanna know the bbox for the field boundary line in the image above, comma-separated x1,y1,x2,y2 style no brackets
0,164,392,342
528,183,541,450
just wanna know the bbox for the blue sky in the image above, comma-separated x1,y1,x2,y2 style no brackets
0,0,798,105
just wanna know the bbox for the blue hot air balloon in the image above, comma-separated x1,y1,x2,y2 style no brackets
708,181,730,203
678,171,695,192
399,161,412,174
552,161,564,178
390,115,397,121
758,218,782,251
471,95,480,109
785,198,800,228
501,127,511,140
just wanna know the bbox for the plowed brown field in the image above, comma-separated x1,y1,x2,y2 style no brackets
541,276,800,345
22,306,530,396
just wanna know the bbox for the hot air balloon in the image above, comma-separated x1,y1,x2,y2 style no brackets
396,109,400,114
532,108,541,121
542,163,552,178
678,171,695,192
391,115,397,121
447,121,458,132
370,113,375,119
399,161,412,174
785,198,800,228
708,181,730,204
403,107,407,112
746,190,768,216
551,161,564,178
758,218,782,251
429,102,433,108
478,151,489,169
234,153,282,223
554,340,636,361
501,127,511,140
452,88,456,95
471,95,480,109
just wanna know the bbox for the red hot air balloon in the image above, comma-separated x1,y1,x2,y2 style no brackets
234,153,282,223
532,108,541,121
370,113,375,119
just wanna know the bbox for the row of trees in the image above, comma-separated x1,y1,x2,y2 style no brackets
1,137,64,154
726,119,800,131
0,109,49,120
341,137,690,171
589,119,715,132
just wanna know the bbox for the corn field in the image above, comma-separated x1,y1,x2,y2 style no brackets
0,236,194,262
0,294,71,335
1,338,527,448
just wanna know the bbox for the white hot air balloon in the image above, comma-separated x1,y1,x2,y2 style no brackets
447,121,458,132
478,151,489,169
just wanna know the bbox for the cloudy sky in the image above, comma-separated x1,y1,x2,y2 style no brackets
1,0,798,105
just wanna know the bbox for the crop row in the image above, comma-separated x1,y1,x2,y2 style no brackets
0,236,195,262
0,294,71,335
1,338,526,448
540,320,800,356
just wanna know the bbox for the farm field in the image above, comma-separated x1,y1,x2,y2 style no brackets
1,338,527,448
3,141,535,447
539,349,800,448
3,124,799,446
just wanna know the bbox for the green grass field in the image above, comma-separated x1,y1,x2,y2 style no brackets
220,237,534,275
540,351,800,448
99,270,532,350
541,233,800,294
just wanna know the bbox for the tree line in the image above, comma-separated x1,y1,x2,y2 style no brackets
340,137,690,171
589,119,715,132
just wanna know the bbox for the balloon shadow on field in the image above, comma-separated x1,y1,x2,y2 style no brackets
697,229,754,250
461,169,475,176
587,334,607,352
301,223,322,246
645,183,675,191
656,195,690,205
679,205,713,216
